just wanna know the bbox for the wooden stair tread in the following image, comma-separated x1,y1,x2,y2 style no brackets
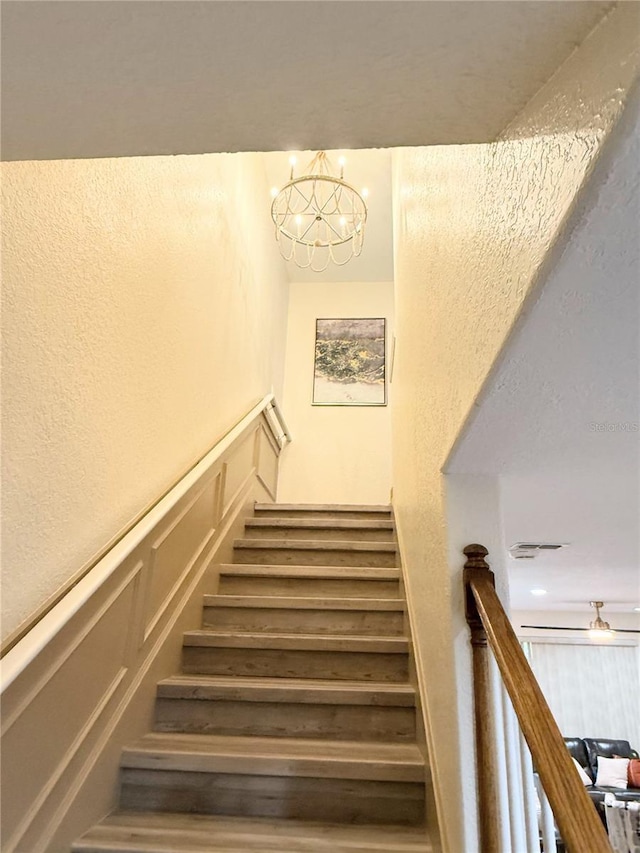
246,518,394,530
254,504,392,513
183,630,409,652
73,812,431,852
121,733,425,781
203,594,404,610
219,564,401,578
234,539,397,551
157,674,415,705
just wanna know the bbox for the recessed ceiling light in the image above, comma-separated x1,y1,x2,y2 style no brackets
634,607,640,612
531,589,547,596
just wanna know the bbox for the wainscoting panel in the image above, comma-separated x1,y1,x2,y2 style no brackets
1,409,283,853
222,428,258,515
144,476,218,639
257,422,279,499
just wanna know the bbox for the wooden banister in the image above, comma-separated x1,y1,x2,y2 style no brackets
463,545,612,853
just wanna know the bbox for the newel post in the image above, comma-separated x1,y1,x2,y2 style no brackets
464,544,500,853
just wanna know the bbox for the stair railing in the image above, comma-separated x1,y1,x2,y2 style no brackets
264,396,292,448
463,544,612,853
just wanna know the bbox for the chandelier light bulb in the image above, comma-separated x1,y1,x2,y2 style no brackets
289,155,297,167
270,187,279,198
361,187,369,198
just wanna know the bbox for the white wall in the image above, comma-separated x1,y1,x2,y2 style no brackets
1,152,289,643
444,475,509,848
391,5,640,852
277,281,393,506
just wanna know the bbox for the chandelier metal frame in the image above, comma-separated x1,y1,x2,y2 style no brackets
270,151,368,273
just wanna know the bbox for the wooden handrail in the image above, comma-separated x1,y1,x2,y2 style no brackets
463,545,612,853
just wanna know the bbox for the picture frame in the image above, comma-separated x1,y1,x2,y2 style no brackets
312,317,387,406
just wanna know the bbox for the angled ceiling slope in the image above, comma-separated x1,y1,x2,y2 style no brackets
447,91,640,613
1,1,611,161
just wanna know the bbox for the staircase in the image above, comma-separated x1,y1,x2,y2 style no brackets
74,504,432,852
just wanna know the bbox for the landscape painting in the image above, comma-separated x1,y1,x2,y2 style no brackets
313,318,386,406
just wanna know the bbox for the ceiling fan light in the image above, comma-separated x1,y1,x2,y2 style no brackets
588,627,614,639
588,602,614,638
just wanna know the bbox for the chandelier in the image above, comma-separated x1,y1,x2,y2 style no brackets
270,151,368,272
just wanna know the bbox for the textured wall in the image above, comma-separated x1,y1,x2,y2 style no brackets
277,281,394,505
1,152,289,642
391,5,640,852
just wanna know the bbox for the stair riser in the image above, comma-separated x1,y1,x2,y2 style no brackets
202,607,404,636
254,509,392,520
119,770,425,826
154,699,416,742
218,577,401,598
182,648,409,682
243,528,395,542
233,548,397,568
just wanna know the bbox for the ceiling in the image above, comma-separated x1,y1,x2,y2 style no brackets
262,148,393,283
446,90,640,614
1,1,612,162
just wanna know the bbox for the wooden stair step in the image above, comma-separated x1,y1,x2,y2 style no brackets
183,630,408,653
218,564,401,598
254,503,393,521
121,733,425,782
244,518,395,542
203,595,404,610
156,674,416,706
233,540,397,568
234,539,397,552
154,675,416,740
202,596,405,635
245,518,394,530
254,504,392,512
118,736,425,824
182,630,409,680
219,564,401,579
73,812,431,852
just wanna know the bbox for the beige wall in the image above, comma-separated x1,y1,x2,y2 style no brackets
391,5,640,852
277,281,394,506
1,152,289,643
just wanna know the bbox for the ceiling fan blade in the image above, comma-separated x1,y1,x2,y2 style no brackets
521,624,640,634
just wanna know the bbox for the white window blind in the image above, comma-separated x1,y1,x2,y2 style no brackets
526,642,640,748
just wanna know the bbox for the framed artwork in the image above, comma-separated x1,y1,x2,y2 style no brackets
312,318,387,406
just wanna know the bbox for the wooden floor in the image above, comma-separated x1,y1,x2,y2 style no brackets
73,504,432,853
